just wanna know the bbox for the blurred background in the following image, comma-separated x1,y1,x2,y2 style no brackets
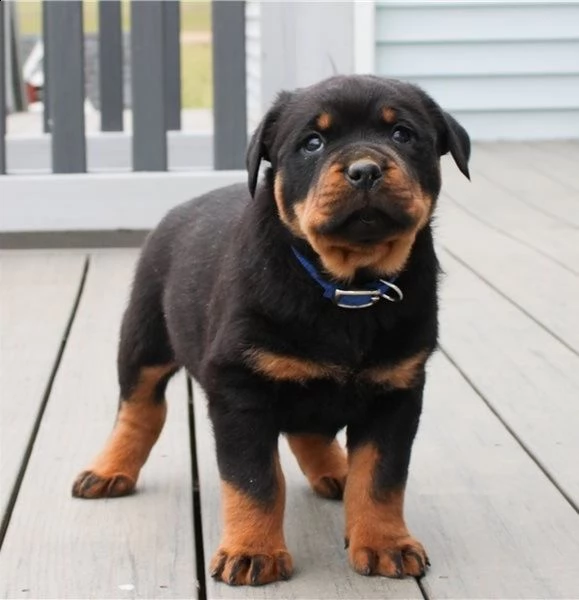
11,0,212,114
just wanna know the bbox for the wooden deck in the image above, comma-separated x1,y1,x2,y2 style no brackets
1,142,579,599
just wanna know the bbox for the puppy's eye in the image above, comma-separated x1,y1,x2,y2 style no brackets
302,134,325,154
392,126,415,144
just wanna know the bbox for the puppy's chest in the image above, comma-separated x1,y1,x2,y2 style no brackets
245,325,428,391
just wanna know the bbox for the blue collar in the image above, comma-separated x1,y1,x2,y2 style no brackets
291,247,403,309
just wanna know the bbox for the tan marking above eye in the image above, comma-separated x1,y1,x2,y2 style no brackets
361,351,429,388
244,348,346,383
316,112,332,131
382,107,397,124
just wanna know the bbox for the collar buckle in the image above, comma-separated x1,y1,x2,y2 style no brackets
333,281,403,309
333,289,382,309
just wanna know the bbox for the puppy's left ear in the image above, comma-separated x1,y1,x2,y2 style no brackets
439,111,471,180
246,91,293,197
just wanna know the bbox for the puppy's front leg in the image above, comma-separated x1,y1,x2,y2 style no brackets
208,391,292,586
345,386,429,579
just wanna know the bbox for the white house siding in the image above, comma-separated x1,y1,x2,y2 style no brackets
374,1,579,140
245,1,262,132
244,1,355,132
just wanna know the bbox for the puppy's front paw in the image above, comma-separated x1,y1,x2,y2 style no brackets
210,547,293,586
72,469,136,499
347,530,429,578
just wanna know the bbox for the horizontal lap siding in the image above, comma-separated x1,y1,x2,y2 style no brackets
375,1,579,140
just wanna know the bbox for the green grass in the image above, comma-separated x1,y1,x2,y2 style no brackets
16,0,212,108
17,0,211,35
180,1,211,33
181,42,212,109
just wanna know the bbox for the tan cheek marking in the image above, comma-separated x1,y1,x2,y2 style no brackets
384,163,413,198
274,172,305,238
362,351,428,388
245,348,347,383
384,161,433,230
416,192,433,230
293,162,348,261
382,107,397,124
316,112,332,130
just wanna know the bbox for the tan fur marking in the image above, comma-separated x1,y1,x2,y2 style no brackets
344,445,428,577
345,445,408,541
363,351,428,388
72,364,176,498
316,112,332,130
293,156,434,279
274,172,305,238
382,107,397,124
287,434,348,499
210,453,293,585
245,348,346,383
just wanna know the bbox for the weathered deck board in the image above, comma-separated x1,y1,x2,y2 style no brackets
440,155,579,273
538,140,579,162
437,202,579,353
410,353,579,599
518,142,579,191
465,144,579,228
482,141,579,194
0,251,86,524
438,250,579,505
0,251,197,600
192,380,422,600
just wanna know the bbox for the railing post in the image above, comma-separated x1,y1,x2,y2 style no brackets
45,0,87,173
131,0,167,171
42,0,50,133
164,0,181,132
0,1,6,175
212,0,247,169
98,0,123,132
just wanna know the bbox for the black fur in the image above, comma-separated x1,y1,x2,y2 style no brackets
117,75,470,506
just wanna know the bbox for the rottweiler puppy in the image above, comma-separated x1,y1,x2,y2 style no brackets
72,75,470,586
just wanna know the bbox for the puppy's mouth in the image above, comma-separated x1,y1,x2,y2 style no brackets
317,205,415,245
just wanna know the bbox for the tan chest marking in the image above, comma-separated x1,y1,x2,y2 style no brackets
244,349,347,383
246,348,429,389
361,351,428,389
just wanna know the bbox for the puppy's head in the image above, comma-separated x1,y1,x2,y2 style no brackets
247,75,470,280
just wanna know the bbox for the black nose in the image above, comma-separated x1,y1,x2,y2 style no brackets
344,160,382,190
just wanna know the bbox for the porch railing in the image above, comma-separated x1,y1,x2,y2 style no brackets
0,0,248,176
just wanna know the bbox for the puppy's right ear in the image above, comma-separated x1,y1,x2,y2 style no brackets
246,91,292,197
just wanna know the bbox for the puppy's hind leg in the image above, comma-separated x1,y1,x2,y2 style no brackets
287,434,348,500
72,261,179,499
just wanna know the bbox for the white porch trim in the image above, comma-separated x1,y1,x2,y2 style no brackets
354,0,376,74
0,170,246,232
